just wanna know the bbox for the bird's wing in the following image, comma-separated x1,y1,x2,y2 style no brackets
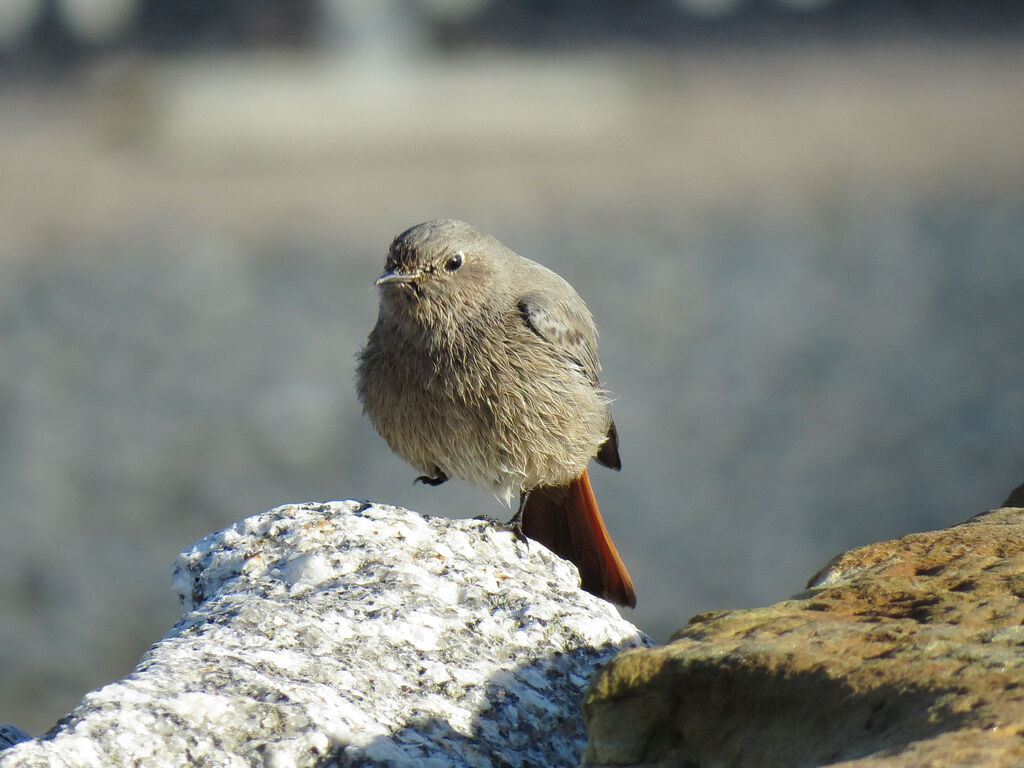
516,290,601,386
517,280,622,471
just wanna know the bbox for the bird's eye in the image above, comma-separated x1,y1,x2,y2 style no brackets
444,252,464,272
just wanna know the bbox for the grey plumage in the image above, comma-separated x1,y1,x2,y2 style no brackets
356,219,617,505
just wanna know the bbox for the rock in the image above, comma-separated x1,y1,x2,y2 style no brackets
582,501,1024,767
1003,482,1024,508
0,728,29,751
0,501,647,768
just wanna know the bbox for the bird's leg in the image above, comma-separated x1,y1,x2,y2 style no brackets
507,490,529,529
415,467,449,486
504,490,530,545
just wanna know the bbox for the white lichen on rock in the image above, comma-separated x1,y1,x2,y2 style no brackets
1,501,647,768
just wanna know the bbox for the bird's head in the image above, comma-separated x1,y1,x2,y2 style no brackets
374,219,505,331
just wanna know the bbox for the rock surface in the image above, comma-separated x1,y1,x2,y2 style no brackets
583,501,1024,767
0,729,28,751
0,501,646,768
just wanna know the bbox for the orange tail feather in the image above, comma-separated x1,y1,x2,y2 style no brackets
521,469,636,608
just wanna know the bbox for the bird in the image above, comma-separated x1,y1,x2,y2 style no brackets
356,219,635,607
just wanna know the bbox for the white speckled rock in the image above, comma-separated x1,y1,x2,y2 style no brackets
1,501,647,768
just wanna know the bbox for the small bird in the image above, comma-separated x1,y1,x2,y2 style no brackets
356,219,636,607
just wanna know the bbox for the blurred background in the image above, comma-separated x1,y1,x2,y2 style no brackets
2,0,1023,734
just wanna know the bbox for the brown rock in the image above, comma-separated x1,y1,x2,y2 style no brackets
1003,482,1024,508
582,501,1024,767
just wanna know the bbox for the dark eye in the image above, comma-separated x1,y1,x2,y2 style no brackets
444,252,464,272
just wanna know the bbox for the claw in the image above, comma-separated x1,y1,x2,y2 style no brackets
415,468,449,487
472,491,530,546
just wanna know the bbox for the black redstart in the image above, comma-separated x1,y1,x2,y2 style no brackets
356,219,635,607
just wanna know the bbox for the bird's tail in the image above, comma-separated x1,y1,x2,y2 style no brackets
521,469,636,608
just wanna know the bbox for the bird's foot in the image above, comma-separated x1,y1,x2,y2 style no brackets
502,491,530,544
506,519,529,546
473,511,529,546
415,468,449,487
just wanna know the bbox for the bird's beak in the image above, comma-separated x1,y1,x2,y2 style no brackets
375,269,420,286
